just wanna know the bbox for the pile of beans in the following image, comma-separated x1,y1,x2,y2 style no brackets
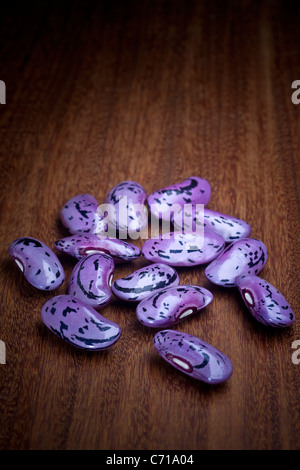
8,177,295,385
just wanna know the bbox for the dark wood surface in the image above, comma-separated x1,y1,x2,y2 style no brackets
0,0,300,450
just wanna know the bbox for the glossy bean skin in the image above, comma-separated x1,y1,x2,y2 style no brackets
173,207,251,243
68,253,114,309
54,234,140,264
9,237,65,291
41,295,121,350
111,263,180,302
142,230,225,267
147,176,211,221
60,194,107,234
153,330,233,384
104,181,148,234
236,274,295,327
205,238,268,287
136,285,213,327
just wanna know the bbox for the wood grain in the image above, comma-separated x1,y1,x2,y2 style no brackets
0,0,300,450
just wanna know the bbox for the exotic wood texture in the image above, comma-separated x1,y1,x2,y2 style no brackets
0,0,300,450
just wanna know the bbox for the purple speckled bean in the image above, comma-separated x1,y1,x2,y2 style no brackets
41,295,121,350
54,234,140,264
153,330,233,384
104,181,148,234
147,176,211,221
136,285,213,327
9,237,65,291
111,263,179,302
60,194,107,235
173,207,251,243
205,238,268,287
142,230,225,266
68,253,114,309
236,274,295,327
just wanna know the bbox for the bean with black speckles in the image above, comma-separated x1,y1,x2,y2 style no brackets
111,263,180,302
205,238,268,287
236,274,295,327
147,176,211,221
153,329,233,384
142,230,225,266
68,253,114,309
172,207,251,242
60,194,107,234
41,295,121,350
9,237,65,291
54,233,140,264
136,284,213,327
104,180,148,235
